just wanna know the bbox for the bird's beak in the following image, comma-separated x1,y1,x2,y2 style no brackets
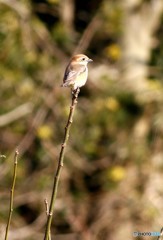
88,58,93,62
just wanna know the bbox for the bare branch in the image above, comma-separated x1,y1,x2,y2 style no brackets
4,149,19,240
44,199,51,240
44,88,80,240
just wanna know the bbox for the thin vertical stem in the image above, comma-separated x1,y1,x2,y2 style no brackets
4,149,19,240
44,199,51,240
44,88,80,240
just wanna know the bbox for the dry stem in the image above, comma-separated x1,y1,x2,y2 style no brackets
44,199,51,240
4,149,19,240
44,88,80,240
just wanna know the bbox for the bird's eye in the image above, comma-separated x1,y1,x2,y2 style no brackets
82,57,85,61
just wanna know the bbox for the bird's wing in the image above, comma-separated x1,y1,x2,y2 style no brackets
63,64,86,84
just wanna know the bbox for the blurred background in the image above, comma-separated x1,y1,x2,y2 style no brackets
0,0,163,239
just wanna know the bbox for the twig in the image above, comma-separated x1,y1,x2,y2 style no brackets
44,199,51,240
4,149,19,240
44,199,49,217
44,88,80,240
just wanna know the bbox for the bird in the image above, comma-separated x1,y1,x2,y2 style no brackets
61,54,93,91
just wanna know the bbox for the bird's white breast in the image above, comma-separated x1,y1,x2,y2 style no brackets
74,67,88,89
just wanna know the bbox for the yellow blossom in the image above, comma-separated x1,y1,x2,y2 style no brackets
105,97,120,111
105,44,121,60
108,166,126,182
37,125,53,140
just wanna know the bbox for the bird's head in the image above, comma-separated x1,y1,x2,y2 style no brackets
71,54,93,66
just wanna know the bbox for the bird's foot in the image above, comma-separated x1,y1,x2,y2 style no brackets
71,88,80,98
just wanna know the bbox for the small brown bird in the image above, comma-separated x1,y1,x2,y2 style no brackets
61,54,93,91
